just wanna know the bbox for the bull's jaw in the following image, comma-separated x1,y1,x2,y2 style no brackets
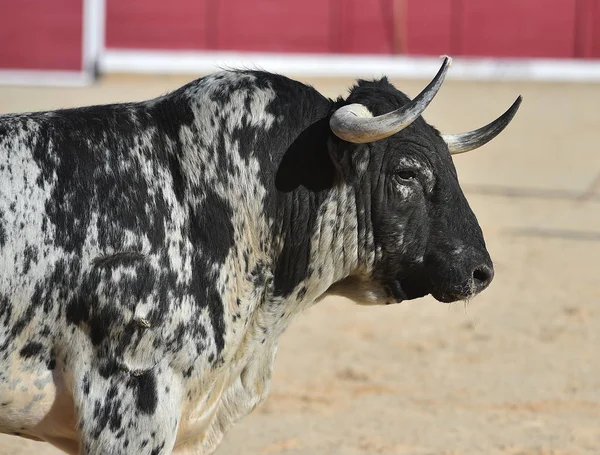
324,276,404,306
325,273,484,306
384,279,409,303
383,270,432,303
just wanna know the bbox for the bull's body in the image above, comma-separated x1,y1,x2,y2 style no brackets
0,61,520,454
0,71,338,454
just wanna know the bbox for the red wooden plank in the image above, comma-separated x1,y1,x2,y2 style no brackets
574,0,592,57
336,0,394,54
457,0,577,58
216,0,331,53
575,0,600,58
0,0,83,71
106,0,210,50
586,0,600,58
405,0,453,56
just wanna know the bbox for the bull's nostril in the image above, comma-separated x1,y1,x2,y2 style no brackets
473,268,488,283
472,264,494,290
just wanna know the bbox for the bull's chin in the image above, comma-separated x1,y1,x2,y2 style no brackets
430,291,461,303
385,279,430,303
325,276,468,306
384,280,408,302
386,280,478,304
429,286,475,303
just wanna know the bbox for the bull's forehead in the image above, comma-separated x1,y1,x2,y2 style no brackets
370,121,454,175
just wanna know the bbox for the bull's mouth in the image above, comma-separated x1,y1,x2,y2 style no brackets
429,289,463,303
384,280,408,303
384,277,430,303
429,281,479,303
385,277,468,304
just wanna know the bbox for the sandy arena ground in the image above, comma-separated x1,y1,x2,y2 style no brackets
0,72,599,455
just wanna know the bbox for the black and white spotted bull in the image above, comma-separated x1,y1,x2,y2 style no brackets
0,57,521,454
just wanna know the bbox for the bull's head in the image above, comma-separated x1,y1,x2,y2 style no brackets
325,57,521,304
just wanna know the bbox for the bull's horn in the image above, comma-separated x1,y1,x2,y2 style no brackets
442,96,522,155
330,56,452,144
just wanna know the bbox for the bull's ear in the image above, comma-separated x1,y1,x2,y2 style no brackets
275,116,341,192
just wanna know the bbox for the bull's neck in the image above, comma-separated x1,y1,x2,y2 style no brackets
270,183,365,306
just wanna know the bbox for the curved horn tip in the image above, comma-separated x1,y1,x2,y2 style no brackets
439,55,453,67
443,95,524,155
511,95,523,106
515,95,523,107
503,95,524,121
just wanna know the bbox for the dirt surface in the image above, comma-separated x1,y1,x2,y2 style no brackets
0,72,599,455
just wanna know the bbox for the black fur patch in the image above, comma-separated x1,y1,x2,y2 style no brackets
134,372,158,415
19,341,43,358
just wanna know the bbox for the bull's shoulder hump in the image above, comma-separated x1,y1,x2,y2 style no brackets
180,70,329,106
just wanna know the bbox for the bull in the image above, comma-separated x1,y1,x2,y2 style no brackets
0,57,521,454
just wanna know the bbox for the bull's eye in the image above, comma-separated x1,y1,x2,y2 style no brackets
395,170,417,181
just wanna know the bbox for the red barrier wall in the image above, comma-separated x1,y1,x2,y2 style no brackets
215,0,331,52
105,0,396,54
404,0,579,58
0,0,83,71
456,0,577,58
106,0,211,50
336,0,395,54
5,0,600,73
575,0,600,58
104,0,600,58
405,0,453,56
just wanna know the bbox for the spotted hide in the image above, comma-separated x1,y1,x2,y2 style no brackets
0,66,518,454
